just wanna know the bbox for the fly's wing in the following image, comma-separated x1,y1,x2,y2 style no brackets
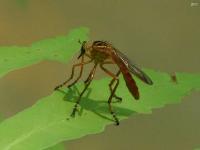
114,49,153,85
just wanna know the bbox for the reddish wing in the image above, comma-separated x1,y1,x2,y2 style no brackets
114,49,153,85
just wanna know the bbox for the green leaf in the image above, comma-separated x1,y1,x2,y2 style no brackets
0,70,199,150
0,27,87,150
0,27,89,78
0,112,65,150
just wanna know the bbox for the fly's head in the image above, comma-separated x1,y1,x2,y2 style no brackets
77,40,87,59
78,40,94,59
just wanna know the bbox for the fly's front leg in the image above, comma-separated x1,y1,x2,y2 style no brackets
71,63,98,117
100,63,120,125
83,53,94,85
54,56,92,90
69,53,94,87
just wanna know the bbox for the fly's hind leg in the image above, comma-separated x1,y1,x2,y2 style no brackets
109,70,122,103
100,63,120,125
99,61,122,102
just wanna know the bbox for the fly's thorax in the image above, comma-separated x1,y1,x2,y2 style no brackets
91,48,111,63
84,40,114,63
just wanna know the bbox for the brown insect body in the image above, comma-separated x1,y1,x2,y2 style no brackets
85,41,140,99
86,41,112,63
55,40,153,125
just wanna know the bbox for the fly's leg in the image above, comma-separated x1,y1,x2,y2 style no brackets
99,61,122,102
54,56,92,90
71,63,98,117
83,54,93,84
84,73,91,85
108,78,120,125
100,63,120,125
54,63,82,90
68,54,93,88
109,70,122,102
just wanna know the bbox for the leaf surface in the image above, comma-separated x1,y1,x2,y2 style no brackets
0,27,89,78
0,70,199,150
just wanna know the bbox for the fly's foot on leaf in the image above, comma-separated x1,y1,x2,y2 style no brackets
115,121,120,126
84,76,91,85
71,106,78,117
67,84,73,88
111,112,120,126
54,85,60,90
84,80,87,84
70,111,76,118
112,95,122,103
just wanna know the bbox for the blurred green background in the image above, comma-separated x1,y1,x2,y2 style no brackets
0,0,200,149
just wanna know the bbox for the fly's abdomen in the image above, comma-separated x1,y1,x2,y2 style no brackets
121,64,139,99
111,52,139,100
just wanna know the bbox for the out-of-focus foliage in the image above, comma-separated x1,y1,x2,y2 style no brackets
16,0,29,8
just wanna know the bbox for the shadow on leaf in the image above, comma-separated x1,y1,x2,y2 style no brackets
56,85,136,122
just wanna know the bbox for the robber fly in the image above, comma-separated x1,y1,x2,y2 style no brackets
55,40,153,125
